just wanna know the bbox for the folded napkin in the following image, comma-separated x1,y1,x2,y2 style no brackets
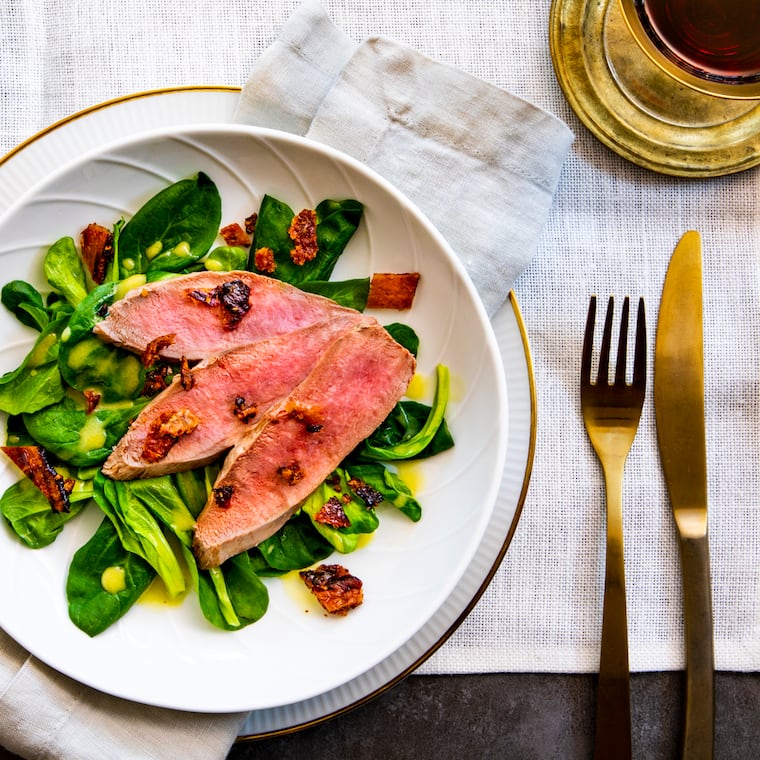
235,0,574,316
1,2,572,758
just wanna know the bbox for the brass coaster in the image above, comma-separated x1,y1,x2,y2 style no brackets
549,0,760,177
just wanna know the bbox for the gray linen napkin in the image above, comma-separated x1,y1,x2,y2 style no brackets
235,0,574,316
1,3,572,759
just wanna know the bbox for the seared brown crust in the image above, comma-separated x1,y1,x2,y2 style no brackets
141,334,176,367
140,409,200,463
188,279,251,330
299,564,363,615
233,396,257,423
1,446,72,513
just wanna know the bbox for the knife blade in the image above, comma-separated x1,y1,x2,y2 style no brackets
654,230,714,760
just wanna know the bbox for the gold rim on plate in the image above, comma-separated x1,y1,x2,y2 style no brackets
549,0,760,177
0,87,536,738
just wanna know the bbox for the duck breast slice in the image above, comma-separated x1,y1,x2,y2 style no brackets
93,270,363,361
192,323,416,568
101,316,367,480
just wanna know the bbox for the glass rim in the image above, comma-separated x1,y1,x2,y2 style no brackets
618,0,760,99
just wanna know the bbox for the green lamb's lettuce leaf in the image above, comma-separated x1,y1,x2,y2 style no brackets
0,314,70,415
57,282,145,403
44,236,88,307
92,473,186,598
66,516,156,636
253,511,334,575
122,476,197,548
0,468,91,548
23,392,147,467
344,461,422,522
300,469,380,554
359,364,452,461
1,280,50,331
119,172,222,277
182,545,269,631
203,245,249,272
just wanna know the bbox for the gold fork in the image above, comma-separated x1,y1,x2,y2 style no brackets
581,295,647,759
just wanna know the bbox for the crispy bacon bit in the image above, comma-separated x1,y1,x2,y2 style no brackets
314,496,351,528
1,445,71,513
141,334,176,367
286,401,324,432
140,408,200,463
278,462,304,486
245,213,258,235
179,357,194,391
188,279,251,330
213,485,234,508
220,222,251,248
299,564,364,616
288,209,318,265
83,390,101,414
80,223,114,285
253,246,276,274
348,477,384,508
141,365,170,397
366,272,421,310
233,396,257,423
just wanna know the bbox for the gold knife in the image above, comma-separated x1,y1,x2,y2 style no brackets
654,230,714,759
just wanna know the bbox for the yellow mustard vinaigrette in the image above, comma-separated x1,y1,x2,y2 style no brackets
100,565,126,594
404,371,430,400
138,575,188,607
279,570,318,612
395,461,425,494
78,413,107,452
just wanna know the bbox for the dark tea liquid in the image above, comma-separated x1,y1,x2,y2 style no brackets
637,0,760,80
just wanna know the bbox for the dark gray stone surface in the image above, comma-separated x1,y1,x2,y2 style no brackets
228,672,759,759
1,671,756,758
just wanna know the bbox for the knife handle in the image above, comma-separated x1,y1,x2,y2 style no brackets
679,534,715,760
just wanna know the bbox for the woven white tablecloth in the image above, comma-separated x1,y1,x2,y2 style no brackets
1,0,758,689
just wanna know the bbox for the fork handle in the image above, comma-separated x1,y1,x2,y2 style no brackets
678,534,714,760
594,460,632,760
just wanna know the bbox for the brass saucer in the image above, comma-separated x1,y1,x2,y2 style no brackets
549,0,760,177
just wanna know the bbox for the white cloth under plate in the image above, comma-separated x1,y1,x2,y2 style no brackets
1,0,759,758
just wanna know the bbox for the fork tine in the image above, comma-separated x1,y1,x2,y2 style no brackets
614,297,630,386
633,297,647,389
581,295,597,385
597,296,615,386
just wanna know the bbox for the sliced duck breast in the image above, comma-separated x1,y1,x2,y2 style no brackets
101,316,366,480
93,270,362,361
192,322,416,568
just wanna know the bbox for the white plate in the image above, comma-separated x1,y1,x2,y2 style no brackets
0,114,510,712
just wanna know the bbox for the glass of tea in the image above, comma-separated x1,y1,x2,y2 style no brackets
617,0,760,98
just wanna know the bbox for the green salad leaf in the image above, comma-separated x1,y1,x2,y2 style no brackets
0,467,91,548
67,516,156,636
57,282,145,402
251,195,363,285
1,280,50,331
119,172,222,277
23,392,147,466
44,236,88,307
